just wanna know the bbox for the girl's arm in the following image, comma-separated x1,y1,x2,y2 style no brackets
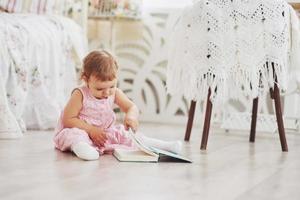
62,89,107,146
114,88,139,131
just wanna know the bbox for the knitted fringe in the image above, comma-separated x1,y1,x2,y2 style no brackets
166,59,288,105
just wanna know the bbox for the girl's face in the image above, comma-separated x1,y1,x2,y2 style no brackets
87,75,117,99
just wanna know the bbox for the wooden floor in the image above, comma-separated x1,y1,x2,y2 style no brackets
0,123,300,200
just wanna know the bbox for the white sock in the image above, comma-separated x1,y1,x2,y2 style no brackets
137,135,182,154
71,142,99,161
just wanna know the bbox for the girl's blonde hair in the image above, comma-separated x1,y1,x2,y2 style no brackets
81,50,118,81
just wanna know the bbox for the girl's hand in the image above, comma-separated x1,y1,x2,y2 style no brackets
124,115,139,132
89,126,107,146
114,88,139,132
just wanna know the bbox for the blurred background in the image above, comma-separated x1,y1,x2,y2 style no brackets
1,0,300,138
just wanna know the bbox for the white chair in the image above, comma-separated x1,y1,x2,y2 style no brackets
167,0,300,152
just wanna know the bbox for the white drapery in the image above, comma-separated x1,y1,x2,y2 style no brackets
167,0,300,105
0,13,87,138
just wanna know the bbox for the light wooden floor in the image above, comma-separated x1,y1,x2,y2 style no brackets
0,123,300,200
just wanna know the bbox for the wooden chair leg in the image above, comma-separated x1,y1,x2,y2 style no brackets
273,83,288,152
184,100,197,141
200,88,213,150
249,97,259,142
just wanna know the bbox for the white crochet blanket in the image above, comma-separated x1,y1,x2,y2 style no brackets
167,0,300,105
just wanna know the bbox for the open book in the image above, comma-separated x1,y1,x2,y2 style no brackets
113,129,192,163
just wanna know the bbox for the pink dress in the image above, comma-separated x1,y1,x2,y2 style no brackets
54,86,135,154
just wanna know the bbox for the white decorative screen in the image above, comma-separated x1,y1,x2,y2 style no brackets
88,8,300,131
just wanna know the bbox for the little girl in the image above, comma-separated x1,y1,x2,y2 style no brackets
54,50,182,161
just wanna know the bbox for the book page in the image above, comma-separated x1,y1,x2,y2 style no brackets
127,128,158,157
113,148,158,162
